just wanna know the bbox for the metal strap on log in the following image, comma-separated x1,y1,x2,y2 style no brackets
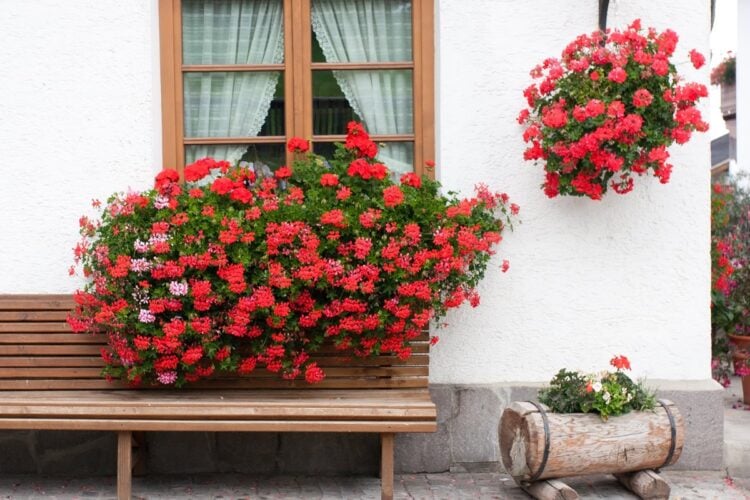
656,399,677,472
525,400,551,485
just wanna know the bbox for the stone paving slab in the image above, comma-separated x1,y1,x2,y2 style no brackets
0,471,748,499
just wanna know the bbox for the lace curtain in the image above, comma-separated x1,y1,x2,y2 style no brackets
182,0,284,164
311,0,414,174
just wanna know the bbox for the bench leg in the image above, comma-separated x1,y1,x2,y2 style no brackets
380,433,394,500
117,431,133,500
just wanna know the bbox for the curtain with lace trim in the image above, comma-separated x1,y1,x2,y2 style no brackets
312,0,414,174
182,0,284,164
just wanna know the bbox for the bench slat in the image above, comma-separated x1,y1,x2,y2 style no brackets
0,366,426,379
0,368,104,378
0,357,105,367
0,296,75,310
0,345,104,356
0,355,428,368
0,334,105,344
0,376,428,390
0,417,438,433
0,388,434,403
0,323,74,333
0,355,427,368
316,343,429,354
0,311,70,321
0,404,435,420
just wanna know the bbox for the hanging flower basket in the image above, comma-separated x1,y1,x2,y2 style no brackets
519,19,708,200
68,123,518,387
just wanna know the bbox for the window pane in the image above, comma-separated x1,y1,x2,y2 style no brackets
313,70,413,135
182,0,285,65
314,141,414,175
376,141,413,175
311,0,412,63
184,72,283,138
185,143,285,168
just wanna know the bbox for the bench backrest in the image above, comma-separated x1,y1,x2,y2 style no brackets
0,295,429,391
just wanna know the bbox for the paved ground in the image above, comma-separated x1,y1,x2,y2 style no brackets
725,376,750,479
0,471,748,499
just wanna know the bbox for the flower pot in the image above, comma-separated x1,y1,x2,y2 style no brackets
499,401,684,484
728,334,750,403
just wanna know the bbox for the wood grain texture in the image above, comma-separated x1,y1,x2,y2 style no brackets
0,295,436,500
522,479,579,500
615,470,670,499
0,295,436,432
499,402,684,482
0,296,74,310
117,431,132,500
0,417,437,433
381,433,395,500
158,0,179,170
0,295,430,391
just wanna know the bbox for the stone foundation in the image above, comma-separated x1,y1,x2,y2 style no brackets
0,380,723,475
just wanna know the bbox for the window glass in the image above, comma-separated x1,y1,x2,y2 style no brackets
311,0,412,63
185,143,285,167
183,72,283,138
182,0,284,65
312,70,413,135
314,141,413,175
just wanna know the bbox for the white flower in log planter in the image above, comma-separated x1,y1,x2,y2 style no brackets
499,355,684,500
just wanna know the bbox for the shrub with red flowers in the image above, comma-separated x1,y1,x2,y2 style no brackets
710,181,750,386
68,122,517,387
519,19,708,200
710,53,735,86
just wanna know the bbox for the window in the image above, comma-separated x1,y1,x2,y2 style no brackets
158,0,434,178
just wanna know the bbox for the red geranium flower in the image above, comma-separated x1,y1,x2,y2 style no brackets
610,355,631,371
287,137,309,153
383,186,404,208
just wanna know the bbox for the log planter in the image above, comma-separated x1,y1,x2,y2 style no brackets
499,400,684,500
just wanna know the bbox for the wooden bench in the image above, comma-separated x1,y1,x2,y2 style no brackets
0,295,437,499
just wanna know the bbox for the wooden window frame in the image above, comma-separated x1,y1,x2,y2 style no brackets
158,0,434,178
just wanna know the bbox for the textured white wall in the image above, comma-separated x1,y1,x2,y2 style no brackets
430,0,712,382
0,0,711,382
0,0,160,293
738,0,750,179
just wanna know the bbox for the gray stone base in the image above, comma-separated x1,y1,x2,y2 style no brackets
0,379,723,475
397,379,724,473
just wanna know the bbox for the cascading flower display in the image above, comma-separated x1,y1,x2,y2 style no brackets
519,19,708,200
68,122,517,387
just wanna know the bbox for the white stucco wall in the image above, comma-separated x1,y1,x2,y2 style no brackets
431,0,712,383
0,0,161,294
738,0,749,178
0,0,711,383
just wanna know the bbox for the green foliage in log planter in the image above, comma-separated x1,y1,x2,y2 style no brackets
539,355,656,420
